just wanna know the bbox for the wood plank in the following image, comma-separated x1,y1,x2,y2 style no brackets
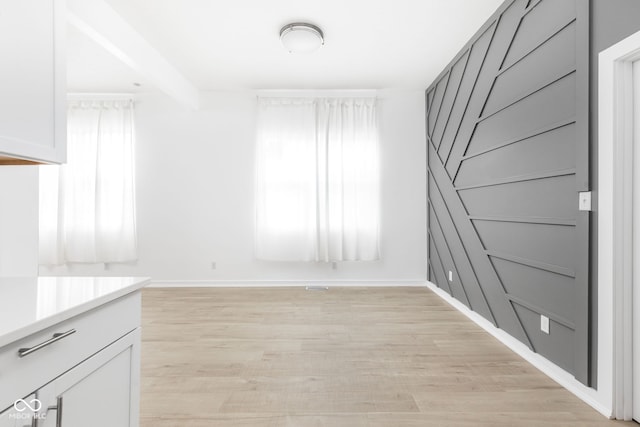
140,287,630,426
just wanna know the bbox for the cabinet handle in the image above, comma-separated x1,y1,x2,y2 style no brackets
55,396,63,427
37,396,63,427
17,329,77,358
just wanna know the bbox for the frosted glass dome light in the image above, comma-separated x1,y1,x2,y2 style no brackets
280,23,324,53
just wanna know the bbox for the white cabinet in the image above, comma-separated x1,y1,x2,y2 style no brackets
0,0,65,164
0,292,141,427
36,330,140,427
0,394,37,427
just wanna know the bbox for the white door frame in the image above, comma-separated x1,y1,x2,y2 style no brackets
598,29,640,421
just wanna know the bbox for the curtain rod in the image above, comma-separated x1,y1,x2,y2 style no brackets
255,89,378,98
67,93,135,101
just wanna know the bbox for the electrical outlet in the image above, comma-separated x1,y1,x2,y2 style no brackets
540,315,550,334
448,270,453,282
331,262,337,270
211,262,216,270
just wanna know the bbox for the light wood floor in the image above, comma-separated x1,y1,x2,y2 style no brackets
140,287,633,426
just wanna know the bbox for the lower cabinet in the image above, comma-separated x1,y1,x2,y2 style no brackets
35,329,140,427
0,394,37,427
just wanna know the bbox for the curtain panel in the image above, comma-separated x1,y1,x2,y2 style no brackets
39,99,137,265
255,97,380,262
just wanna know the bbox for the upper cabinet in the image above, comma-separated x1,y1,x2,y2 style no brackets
0,0,65,165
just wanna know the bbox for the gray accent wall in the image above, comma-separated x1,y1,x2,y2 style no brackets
426,0,591,384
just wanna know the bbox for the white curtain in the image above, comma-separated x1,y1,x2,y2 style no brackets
39,99,137,265
255,97,380,262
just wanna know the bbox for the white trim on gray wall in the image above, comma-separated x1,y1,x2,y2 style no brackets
598,28,640,421
425,281,609,417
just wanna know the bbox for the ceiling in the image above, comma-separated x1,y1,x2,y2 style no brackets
67,0,504,93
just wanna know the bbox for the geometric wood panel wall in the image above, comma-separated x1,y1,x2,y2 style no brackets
426,0,591,385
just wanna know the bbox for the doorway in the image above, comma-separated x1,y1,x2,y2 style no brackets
598,28,640,421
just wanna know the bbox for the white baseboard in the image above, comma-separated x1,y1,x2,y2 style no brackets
148,280,429,288
425,281,612,419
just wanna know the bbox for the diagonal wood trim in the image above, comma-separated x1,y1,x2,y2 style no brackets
434,52,470,150
427,259,443,291
428,71,451,138
427,88,435,113
446,0,530,181
476,68,576,124
506,299,538,353
427,230,454,296
469,215,576,226
524,0,543,13
507,294,576,330
497,19,576,77
455,168,576,191
443,24,498,171
487,250,576,278
429,205,472,308
426,133,435,149
427,133,443,165
441,23,499,167
462,117,575,160
431,71,452,148
426,89,436,137
428,182,494,323
429,143,532,347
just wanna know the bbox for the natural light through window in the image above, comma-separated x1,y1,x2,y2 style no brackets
39,99,137,265
255,97,380,262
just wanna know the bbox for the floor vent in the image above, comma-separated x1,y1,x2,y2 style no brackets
305,286,329,291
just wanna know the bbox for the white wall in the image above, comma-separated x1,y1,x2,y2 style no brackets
0,167,39,276
42,90,427,284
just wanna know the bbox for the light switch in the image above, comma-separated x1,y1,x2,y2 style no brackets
578,192,592,211
540,315,550,334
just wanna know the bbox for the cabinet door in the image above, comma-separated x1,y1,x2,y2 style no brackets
59,348,132,427
37,329,140,427
0,394,37,427
0,0,65,164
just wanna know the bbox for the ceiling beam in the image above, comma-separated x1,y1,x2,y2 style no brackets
67,0,199,109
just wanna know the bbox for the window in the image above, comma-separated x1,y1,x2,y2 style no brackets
255,97,380,261
39,99,137,265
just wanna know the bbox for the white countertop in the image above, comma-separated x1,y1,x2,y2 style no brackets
0,276,149,348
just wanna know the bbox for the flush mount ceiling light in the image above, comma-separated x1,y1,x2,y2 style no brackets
280,23,324,53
